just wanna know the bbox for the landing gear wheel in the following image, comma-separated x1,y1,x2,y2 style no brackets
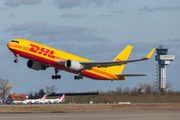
52,68,61,80
52,75,55,79
57,75,61,79
52,75,61,80
74,75,83,80
14,59,19,63
14,54,19,63
74,76,78,80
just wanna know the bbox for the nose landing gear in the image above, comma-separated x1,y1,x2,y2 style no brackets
14,54,19,63
14,59,19,63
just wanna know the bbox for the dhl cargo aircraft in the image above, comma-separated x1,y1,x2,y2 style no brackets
7,38,155,81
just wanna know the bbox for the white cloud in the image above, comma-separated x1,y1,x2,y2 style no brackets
99,14,113,17
112,9,124,13
138,5,180,12
60,14,84,18
9,13,16,18
0,7,8,10
4,21,108,43
4,0,42,7
55,0,118,9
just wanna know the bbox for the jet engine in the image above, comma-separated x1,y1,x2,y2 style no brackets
65,60,84,71
27,60,46,71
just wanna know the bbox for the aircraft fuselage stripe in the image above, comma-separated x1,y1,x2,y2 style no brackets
9,48,111,80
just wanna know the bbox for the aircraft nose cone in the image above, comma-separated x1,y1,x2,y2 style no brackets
7,42,11,49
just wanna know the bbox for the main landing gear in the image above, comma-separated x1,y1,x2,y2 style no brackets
14,54,19,63
74,71,83,80
52,68,61,80
74,75,83,80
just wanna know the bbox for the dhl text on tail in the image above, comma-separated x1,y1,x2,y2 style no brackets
7,38,155,81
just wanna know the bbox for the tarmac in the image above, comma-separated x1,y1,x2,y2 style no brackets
0,110,180,120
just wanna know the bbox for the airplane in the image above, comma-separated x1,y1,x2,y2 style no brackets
12,100,27,104
7,38,155,81
42,94,65,104
24,95,46,104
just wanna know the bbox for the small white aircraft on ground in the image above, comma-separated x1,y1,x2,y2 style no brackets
23,95,46,104
41,94,65,104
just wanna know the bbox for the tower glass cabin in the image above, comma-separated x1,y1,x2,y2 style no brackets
156,48,168,55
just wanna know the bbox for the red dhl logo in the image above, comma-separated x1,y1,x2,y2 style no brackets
10,42,66,60
28,44,66,60
29,44,56,58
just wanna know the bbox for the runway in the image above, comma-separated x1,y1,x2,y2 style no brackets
0,111,180,120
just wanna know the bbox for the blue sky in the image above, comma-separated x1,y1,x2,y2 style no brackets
0,0,180,94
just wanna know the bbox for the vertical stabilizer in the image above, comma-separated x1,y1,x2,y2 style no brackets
113,45,133,61
112,45,133,74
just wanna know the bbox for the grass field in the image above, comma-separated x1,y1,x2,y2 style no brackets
1,94,180,113
48,94,180,104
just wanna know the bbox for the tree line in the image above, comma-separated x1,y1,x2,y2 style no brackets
0,77,174,102
114,80,173,94
27,85,57,99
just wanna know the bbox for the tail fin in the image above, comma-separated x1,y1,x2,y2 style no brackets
59,94,65,102
43,95,46,100
61,94,65,99
113,45,133,61
112,45,133,74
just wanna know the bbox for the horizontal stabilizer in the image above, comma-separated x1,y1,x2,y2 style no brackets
115,74,148,77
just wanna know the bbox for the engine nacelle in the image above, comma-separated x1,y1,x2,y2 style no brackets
65,60,84,71
27,60,46,71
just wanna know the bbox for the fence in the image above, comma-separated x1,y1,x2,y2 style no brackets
48,91,100,97
48,90,180,97
100,91,180,95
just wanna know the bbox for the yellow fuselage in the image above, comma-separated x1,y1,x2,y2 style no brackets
7,38,125,80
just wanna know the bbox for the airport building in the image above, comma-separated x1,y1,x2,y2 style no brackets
6,94,27,104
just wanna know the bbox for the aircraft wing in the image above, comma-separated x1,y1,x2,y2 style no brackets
80,58,147,69
115,74,148,77
56,48,155,70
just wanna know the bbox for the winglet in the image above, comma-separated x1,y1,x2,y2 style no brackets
142,48,155,60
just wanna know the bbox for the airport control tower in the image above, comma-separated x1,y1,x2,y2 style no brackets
155,45,175,92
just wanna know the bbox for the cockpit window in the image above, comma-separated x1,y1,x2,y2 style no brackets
11,40,19,43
